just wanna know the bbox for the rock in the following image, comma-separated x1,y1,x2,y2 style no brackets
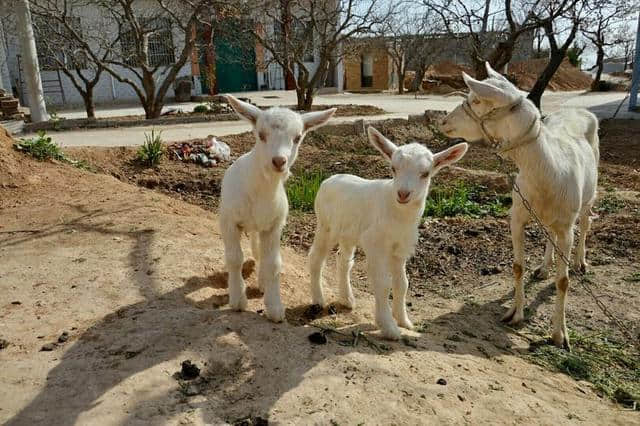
308,332,328,345
41,343,57,351
0,338,9,350
181,360,201,380
57,331,69,343
437,378,447,385
457,394,465,402
464,228,481,237
447,245,462,255
11,301,21,305
183,383,200,396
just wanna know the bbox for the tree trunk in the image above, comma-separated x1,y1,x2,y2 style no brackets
296,88,305,110
397,67,404,94
527,52,566,108
16,0,48,122
591,47,605,90
83,88,96,119
302,87,314,110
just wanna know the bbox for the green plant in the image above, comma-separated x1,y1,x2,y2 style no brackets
424,182,510,218
286,171,328,211
193,104,208,114
567,45,583,68
598,194,625,214
137,130,165,167
527,331,640,408
14,131,65,161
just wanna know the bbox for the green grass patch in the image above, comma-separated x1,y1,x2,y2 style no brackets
424,182,510,218
137,130,165,167
624,271,640,283
14,131,93,171
598,194,625,214
286,171,328,212
527,331,640,409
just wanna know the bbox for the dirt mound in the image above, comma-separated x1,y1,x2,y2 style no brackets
509,58,593,91
426,61,475,78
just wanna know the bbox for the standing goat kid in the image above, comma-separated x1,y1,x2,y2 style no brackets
221,95,335,322
439,63,599,349
309,127,468,339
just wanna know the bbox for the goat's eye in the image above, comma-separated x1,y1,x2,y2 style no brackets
293,135,302,144
421,171,430,179
258,131,266,142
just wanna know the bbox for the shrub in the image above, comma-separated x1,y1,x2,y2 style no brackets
14,131,65,161
286,171,328,211
193,104,209,114
137,130,165,167
591,80,613,92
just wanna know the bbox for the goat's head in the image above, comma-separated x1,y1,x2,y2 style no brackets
367,126,468,206
225,95,336,177
439,62,539,151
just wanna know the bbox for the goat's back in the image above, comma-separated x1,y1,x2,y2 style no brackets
543,109,599,163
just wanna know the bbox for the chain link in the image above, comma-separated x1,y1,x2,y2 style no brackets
504,163,638,348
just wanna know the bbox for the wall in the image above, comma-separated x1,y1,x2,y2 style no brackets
343,40,392,91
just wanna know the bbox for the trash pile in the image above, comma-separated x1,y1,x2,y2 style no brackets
168,135,231,167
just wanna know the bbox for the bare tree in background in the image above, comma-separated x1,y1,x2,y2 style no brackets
426,0,575,79
614,22,637,71
583,1,637,89
237,0,395,110
527,1,588,108
31,0,218,119
30,15,106,118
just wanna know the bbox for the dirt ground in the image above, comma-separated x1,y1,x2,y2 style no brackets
1,118,639,425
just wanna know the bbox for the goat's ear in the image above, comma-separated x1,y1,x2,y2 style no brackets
225,94,261,125
432,142,468,173
367,126,397,161
463,73,511,103
302,108,337,132
485,62,508,82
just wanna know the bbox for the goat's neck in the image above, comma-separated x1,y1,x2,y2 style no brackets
503,126,557,186
247,150,286,193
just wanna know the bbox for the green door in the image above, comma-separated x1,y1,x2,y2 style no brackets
215,21,257,93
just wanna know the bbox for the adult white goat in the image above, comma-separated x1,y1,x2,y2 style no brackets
221,95,335,322
439,63,599,349
309,127,468,339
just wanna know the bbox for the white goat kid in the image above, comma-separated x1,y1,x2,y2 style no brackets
439,63,599,349
220,95,336,322
309,127,468,339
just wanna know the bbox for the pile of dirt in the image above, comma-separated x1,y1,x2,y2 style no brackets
509,58,593,91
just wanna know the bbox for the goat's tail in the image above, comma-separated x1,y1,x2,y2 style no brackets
585,113,600,164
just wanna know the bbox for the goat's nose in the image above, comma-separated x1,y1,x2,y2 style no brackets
272,156,287,170
397,190,411,201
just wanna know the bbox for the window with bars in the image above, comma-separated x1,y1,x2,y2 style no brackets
120,17,175,68
33,16,87,70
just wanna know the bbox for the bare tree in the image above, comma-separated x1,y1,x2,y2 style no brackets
31,0,218,119
527,1,588,107
582,1,636,89
237,0,395,110
426,0,575,79
615,22,637,71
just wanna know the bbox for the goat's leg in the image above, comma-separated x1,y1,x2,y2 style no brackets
552,226,573,350
222,220,247,311
249,232,262,291
368,259,401,340
259,226,285,323
502,203,529,324
574,210,592,274
337,243,356,309
390,257,413,330
309,225,331,307
533,237,555,280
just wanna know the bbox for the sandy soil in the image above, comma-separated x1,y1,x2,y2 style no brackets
1,123,639,425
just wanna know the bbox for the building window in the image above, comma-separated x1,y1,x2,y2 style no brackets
33,16,86,71
121,17,175,67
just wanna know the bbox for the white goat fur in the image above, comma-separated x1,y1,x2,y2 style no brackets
220,95,335,322
439,63,599,349
309,127,468,339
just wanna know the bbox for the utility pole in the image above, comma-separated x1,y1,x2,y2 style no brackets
15,0,48,122
630,12,640,112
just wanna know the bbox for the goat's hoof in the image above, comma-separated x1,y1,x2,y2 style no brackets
397,317,414,330
380,327,402,341
501,306,524,325
573,262,588,274
338,295,356,309
532,266,550,280
552,331,571,352
311,296,327,308
229,296,248,311
265,304,286,323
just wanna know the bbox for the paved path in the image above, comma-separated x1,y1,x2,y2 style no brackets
32,90,635,147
